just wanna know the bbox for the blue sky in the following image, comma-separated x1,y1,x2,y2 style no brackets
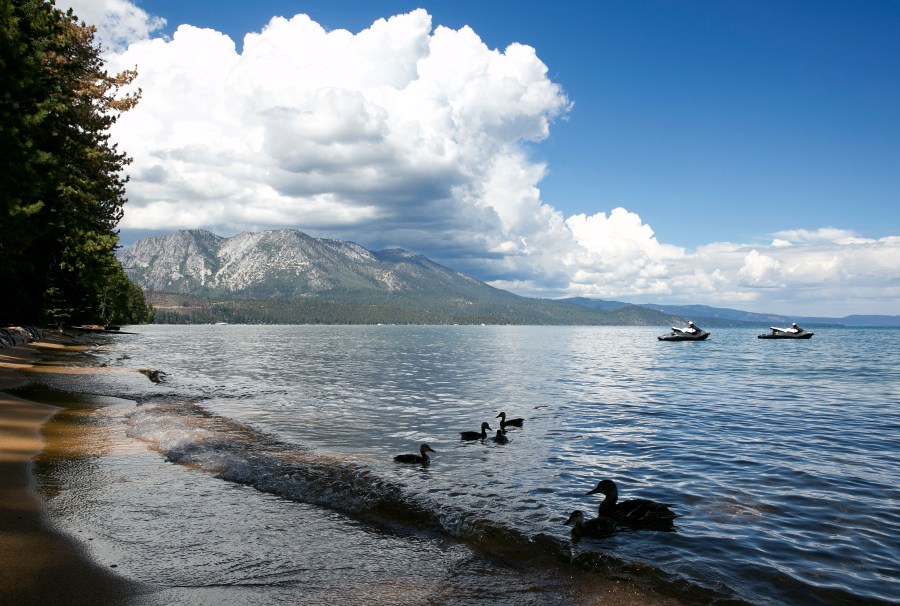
69,0,900,315
125,0,900,247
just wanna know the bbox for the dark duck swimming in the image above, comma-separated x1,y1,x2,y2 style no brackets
393,444,435,465
460,422,491,441
564,510,614,539
587,479,678,527
496,411,524,429
491,429,509,444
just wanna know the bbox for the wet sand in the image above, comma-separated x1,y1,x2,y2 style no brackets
0,334,144,606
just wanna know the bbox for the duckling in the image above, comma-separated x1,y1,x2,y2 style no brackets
460,422,491,441
491,429,509,444
394,444,435,465
496,411,524,429
563,510,614,539
586,479,677,525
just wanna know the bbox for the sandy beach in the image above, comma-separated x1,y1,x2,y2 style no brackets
0,333,144,606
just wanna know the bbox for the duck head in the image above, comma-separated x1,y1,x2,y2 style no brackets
586,479,618,500
564,510,585,526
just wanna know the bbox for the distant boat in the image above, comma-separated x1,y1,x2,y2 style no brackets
758,326,814,339
658,330,709,341
215,321,228,325
658,326,709,341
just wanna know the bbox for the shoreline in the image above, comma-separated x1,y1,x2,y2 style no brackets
0,330,686,606
0,333,145,606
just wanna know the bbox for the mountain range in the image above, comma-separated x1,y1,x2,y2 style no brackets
564,298,899,328
117,229,899,327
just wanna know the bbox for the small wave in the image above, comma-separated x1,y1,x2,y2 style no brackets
127,399,442,529
123,398,749,605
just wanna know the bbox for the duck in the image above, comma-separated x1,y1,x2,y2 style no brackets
586,479,678,525
491,429,509,444
563,510,614,539
138,368,167,384
460,422,491,441
393,444,435,465
496,411,524,429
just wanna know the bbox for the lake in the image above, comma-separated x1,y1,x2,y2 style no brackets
23,325,900,605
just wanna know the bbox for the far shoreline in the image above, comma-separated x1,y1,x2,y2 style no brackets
0,333,146,606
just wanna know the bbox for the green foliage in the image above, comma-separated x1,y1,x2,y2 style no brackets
99,259,154,324
0,0,149,324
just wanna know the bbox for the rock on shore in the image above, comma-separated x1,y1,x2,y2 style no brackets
0,326,42,349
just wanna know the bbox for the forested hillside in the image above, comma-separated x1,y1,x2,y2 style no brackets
145,292,678,326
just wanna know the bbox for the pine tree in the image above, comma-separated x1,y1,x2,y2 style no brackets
0,0,149,324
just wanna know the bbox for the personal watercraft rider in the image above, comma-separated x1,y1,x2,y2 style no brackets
786,322,802,333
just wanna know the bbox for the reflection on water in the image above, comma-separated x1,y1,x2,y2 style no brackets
28,325,900,605
34,389,639,606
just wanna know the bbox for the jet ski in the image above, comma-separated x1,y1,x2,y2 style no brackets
758,326,814,339
658,326,710,341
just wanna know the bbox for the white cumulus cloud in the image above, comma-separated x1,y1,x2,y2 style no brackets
739,250,783,286
101,10,578,274
63,2,900,316
66,0,165,52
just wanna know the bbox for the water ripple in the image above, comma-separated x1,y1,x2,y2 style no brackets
85,325,900,604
